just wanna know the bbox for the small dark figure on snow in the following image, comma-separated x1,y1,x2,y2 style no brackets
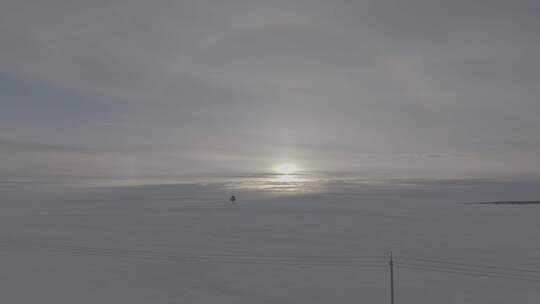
230,195,236,202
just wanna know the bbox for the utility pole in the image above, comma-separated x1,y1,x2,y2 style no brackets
390,251,395,304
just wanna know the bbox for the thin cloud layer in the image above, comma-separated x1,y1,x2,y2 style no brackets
1,0,540,185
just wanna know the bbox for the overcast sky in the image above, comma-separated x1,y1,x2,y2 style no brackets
1,0,540,186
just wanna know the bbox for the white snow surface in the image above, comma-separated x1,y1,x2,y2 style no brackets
1,183,540,303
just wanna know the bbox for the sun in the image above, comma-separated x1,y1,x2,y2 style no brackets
274,163,300,175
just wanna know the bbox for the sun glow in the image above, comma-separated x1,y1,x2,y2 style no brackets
274,163,300,175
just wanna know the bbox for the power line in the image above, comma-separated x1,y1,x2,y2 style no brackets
398,262,540,279
397,264,540,283
0,239,387,267
396,255,540,275
1,238,540,283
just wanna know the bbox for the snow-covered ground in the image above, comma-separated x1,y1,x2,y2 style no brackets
1,183,540,303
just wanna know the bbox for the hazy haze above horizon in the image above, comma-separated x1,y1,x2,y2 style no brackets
1,0,540,189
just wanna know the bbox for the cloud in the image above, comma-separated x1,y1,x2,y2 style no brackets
1,0,540,185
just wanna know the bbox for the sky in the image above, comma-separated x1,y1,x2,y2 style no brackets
1,0,540,190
